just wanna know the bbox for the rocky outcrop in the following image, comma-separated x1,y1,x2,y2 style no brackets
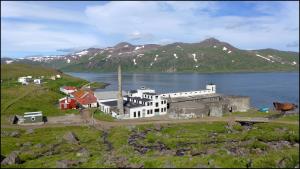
63,132,80,144
1,151,21,165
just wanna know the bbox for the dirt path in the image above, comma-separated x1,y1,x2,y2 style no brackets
1,115,298,130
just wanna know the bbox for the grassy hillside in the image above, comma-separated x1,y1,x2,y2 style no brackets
1,122,298,168
0,63,102,124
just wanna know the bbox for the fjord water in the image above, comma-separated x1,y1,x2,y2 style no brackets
67,72,299,108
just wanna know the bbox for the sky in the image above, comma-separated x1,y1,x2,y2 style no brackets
1,1,299,58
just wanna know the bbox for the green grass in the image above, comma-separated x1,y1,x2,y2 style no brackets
92,109,115,122
224,110,278,118
0,63,94,122
277,114,299,121
1,122,299,168
1,126,107,168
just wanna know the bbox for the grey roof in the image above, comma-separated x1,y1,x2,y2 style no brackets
94,91,127,100
129,90,137,93
144,92,157,95
130,97,151,102
101,100,145,108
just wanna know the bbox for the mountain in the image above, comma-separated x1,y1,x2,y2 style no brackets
2,38,299,73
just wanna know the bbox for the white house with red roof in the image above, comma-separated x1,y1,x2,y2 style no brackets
60,86,78,95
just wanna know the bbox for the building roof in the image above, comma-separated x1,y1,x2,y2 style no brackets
129,90,137,93
72,90,97,105
143,92,157,95
64,86,77,90
94,91,126,100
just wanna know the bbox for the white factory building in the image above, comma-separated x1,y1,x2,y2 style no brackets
97,87,168,119
97,84,216,120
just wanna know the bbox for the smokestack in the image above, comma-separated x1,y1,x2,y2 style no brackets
117,64,124,115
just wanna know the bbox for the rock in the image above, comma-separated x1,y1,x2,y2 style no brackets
206,148,217,155
63,132,80,144
115,156,129,168
22,142,32,147
1,154,5,163
15,143,23,147
35,143,45,148
154,124,162,131
76,148,90,158
1,131,10,137
25,129,34,134
277,157,288,168
1,151,21,165
56,160,79,168
10,131,20,137
293,143,299,147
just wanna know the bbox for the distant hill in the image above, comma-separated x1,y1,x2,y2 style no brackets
3,38,299,73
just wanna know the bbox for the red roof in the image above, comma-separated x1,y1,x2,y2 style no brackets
72,90,97,105
64,86,77,90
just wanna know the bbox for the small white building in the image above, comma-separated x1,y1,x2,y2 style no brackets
50,76,56,80
18,77,30,85
33,79,42,84
56,74,61,78
59,86,77,95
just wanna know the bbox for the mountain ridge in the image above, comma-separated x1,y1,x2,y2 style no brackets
2,38,299,73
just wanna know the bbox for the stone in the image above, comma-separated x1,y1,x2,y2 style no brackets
293,143,299,147
1,131,10,137
56,160,79,168
22,142,32,147
277,157,288,168
1,151,21,165
63,132,80,144
25,129,34,134
10,131,20,137
35,143,45,148
1,154,5,163
206,148,217,155
76,148,90,158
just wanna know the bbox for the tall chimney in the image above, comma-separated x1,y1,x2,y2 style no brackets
117,64,124,115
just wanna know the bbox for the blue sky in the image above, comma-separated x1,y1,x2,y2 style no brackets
1,1,299,58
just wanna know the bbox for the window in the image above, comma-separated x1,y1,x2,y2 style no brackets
155,109,159,112
138,111,141,117
31,117,35,121
151,96,153,99
164,108,166,111
147,102,149,106
150,110,153,114
134,112,136,117
147,110,149,114
155,96,158,99
161,108,163,112
150,102,153,106
156,103,158,107
161,101,163,104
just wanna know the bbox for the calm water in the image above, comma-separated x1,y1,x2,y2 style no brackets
66,72,299,108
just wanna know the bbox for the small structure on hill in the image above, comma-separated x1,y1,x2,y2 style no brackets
18,76,31,85
50,76,56,80
59,97,78,110
70,90,98,108
33,79,42,85
56,74,61,78
60,86,77,95
12,111,45,125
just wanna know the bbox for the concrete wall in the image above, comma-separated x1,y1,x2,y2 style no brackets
225,96,250,112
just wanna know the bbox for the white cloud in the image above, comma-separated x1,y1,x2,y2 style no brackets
1,1,87,23
1,21,101,53
1,1,299,57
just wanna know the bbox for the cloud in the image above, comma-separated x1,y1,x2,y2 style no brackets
128,31,154,41
1,21,101,54
1,1,299,57
1,1,87,24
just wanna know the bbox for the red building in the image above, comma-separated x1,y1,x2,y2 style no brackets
59,97,78,110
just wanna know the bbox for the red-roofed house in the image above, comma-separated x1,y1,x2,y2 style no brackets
71,90,98,108
59,97,78,110
60,86,77,95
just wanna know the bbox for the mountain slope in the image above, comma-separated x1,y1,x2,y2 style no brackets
4,38,299,73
